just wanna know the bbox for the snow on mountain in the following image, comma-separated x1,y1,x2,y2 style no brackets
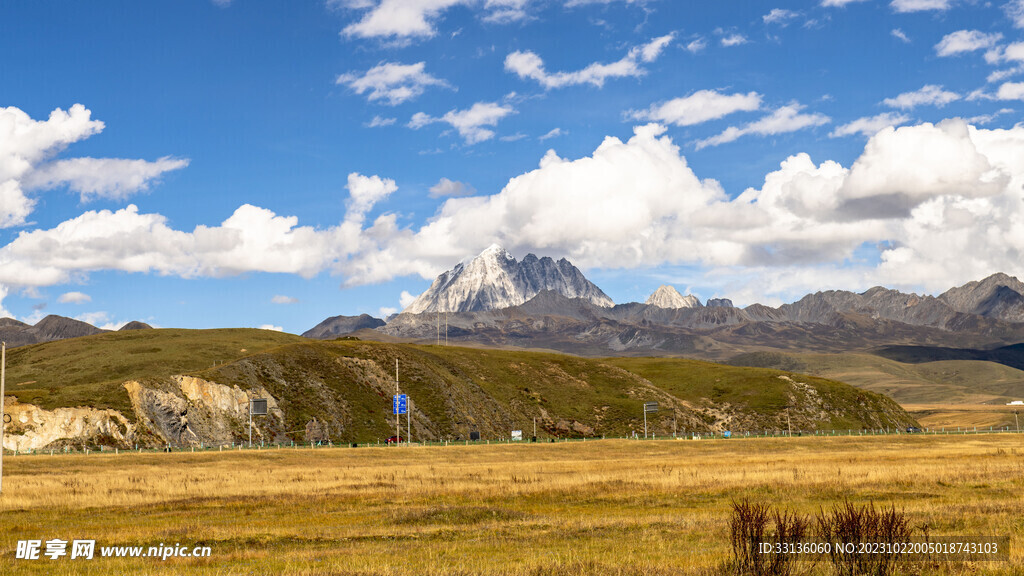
403,244,614,314
645,285,701,309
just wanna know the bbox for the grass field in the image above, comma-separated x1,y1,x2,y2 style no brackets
731,352,1024,405
1,435,1022,575
904,404,1023,430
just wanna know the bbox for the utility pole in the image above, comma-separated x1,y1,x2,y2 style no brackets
1015,410,1019,433
407,397,412,445
786,407,793,437
395,359,400,444
444,312,448,346
0,342,6,495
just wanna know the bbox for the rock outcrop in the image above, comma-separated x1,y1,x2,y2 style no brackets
1,397,135,451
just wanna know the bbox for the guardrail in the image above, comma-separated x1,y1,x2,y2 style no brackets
2,425,1022,456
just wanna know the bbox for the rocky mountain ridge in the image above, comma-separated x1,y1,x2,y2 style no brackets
380,272,1024,360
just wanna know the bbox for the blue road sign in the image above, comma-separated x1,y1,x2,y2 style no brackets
393,394,407,415
723,431,732,438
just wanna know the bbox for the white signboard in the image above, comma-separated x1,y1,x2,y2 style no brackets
511,430,523,441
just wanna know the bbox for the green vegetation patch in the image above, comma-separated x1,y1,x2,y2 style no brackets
4,329,305,415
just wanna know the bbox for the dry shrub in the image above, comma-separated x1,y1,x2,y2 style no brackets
816,500,910,576
730,499,810,576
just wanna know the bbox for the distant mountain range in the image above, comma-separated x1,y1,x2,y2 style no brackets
310,246,1024,360
0,316,151,348
6,247,1024,364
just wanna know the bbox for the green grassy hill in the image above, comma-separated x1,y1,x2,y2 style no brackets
4,328,306,413
2,330,917,447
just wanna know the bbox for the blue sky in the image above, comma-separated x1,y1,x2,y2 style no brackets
1,0,1023,332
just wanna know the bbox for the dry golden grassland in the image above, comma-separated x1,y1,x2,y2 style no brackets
904,404,1022,430
1,435,1023,575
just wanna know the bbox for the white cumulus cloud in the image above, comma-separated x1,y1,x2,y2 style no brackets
1008,0,1024,28
504,35,673,89
272,295,299,304
341,119,1024,301
630,90,762,127
695,104,830,149
24,156,189,202
336,62,449,105
429,177,476,198
720,34,748,47
996,81,1024,100
935,30,1002,57
367,115,397,127
829,112,911,138
3,120,1024,307
686,38,707,53
763,8,799,25
346,172,398,220
891,0,953,12
483,0,531,23
0,104,187,226
57,291,91,304
539,128,565,141
883,85,960,109
399,290,418,308
342,0,468,40
408,101,515,144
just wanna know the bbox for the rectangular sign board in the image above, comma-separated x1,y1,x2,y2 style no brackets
393,394,408,415
511,430,523,441
250,399,268,415
643,402,658,413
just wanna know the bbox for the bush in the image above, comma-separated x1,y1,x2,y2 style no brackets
816,500,910,576
730,499,810,576
730,499,911,576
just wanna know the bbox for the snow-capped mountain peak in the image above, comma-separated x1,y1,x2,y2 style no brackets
403,246,613,314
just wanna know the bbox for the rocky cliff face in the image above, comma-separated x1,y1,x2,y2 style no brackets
3,376,286,451
2,396,136,451
404,244,613,313
124,376,285,447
